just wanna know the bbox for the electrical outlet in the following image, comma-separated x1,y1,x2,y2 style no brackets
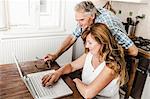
118,10,122,14
141,14,146,19
129,11,133,16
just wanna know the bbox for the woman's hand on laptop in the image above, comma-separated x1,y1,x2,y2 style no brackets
42,71,60,87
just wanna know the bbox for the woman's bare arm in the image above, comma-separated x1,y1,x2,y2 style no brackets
73,66,116,98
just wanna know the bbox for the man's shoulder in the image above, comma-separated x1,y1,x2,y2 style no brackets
96,8,115,20
97,7,110,14
95,8,114,23
72,25,82,38
96,7,122,25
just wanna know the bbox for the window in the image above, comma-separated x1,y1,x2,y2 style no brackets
39,0,65,32
0,0,9,31
0,0,66,37
8,0,35,29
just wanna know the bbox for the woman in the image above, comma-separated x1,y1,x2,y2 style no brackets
42,23,127,99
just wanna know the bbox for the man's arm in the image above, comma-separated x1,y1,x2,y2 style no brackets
56,34,77,58
126,44,138,56
99,10,138,56
44,34,77,62
111,27,138,56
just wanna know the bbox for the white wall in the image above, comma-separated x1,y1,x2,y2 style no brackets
111,1,150,39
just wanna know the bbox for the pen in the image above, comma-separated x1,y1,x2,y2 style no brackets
36,56,51,69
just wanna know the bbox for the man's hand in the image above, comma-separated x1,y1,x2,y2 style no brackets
127,44,138,56
42,71,60,87
44,53,57,62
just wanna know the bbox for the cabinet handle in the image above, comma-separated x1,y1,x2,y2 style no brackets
136,68,145,74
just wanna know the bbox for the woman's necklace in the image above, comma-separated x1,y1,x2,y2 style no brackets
92,55,102,70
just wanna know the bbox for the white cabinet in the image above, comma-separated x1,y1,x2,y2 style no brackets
111,0,148,3
141,75,150,99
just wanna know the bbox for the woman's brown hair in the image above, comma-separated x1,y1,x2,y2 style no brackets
81,23,127,86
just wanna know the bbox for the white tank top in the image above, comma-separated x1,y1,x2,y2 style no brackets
82,52,120,97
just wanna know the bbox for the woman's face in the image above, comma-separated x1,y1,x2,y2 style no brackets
85,33,101,54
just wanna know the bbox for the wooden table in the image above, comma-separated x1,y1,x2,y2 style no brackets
0,61,83,99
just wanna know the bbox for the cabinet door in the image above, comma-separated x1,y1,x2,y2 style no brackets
141,75,150,99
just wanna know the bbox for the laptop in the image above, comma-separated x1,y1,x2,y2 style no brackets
13,55,73,99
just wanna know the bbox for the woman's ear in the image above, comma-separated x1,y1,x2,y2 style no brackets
91,14,95,20
100,44,104,50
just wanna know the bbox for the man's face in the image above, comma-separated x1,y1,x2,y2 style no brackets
75,11,94,30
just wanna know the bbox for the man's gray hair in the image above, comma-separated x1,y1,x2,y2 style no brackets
75,1,98,16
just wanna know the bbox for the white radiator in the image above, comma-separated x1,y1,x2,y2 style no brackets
0,36,72,66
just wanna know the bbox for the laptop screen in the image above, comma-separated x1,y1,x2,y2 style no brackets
13,54,73,99
13,54,25,78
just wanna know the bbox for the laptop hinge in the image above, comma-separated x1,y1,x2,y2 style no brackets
23,76,40,99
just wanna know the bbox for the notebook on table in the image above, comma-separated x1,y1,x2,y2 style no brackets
13,55,73,99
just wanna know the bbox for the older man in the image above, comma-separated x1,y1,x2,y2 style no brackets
44,1,138,62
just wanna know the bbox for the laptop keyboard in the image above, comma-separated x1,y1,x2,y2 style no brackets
27,70,73,98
